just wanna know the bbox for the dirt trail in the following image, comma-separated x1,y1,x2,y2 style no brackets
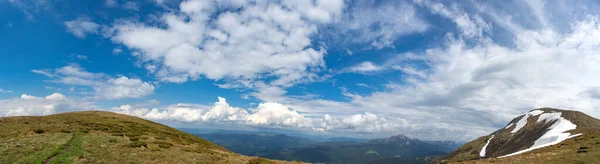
43,133,75,164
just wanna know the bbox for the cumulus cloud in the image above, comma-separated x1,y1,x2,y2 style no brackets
45,92,66,100
20,94,37,99
240,2,600,141
94,77,155,100
0,93,97,117
112,97,402,134
32,65,155,100
109,0,343,88
320,10,600,140
64,16,100,39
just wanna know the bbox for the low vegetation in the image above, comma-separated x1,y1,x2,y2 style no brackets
445,129,600,163
442,108,600,164
0,111,303,163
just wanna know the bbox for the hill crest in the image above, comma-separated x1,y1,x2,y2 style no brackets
443,108,600,162
0,111,298,163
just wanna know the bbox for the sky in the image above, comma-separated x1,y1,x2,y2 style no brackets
2,0,600,141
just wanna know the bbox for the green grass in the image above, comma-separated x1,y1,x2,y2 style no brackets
0,111,302,164
0,133,72,163
50,134,85,164
446,129,600,164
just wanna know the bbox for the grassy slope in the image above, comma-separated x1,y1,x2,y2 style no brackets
442,108,600,164
448,128,600,164
0,111,302,164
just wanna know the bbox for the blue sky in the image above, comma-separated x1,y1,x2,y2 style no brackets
2,0,600,141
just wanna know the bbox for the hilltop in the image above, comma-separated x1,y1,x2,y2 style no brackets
443,108,600,163
0,111,301,164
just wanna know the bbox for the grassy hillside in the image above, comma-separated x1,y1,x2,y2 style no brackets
442,108,600,164
0,111,301,164
448,128,600,164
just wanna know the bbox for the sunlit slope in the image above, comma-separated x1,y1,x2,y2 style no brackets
442,108,600,164
0,111,301,164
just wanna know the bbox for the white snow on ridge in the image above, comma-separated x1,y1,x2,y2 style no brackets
479,135,494,157
505,123,514,129
529,110,544,116
499,112,581,158
511,110,544,133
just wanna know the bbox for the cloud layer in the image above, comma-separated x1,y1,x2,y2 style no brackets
109,0,343,88
0,93,97,117
32,65,155,100
112,97,405,134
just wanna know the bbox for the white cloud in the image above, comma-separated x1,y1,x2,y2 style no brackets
0,88,11,93
32,65,155,100
326,0,429,49
233,13,600,141
320,112,406,134
246,102,312,128
64,17,100,39
315,16,600,140
45,93,66,100
112,96,400,134
94,76,155,100
112,48,123,55
20,94,37,99
0,93,97,117
415,0,490,38
122,2,139,11
109,0,343,88
31,69,57,78
342,61,384,74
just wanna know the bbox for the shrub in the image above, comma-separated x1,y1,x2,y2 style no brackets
158,144,170,148
109,138,118,143
129,140,147,148
129,137,140,141
154,141,173,149
33,129,45,134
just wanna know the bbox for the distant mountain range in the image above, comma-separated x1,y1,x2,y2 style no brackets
196,132,464,164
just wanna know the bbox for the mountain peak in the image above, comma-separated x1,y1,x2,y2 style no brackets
367,133,416,146
444,108,600,162
390,133,410,140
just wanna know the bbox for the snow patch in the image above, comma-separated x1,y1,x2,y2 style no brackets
479,135,494,157
499,112,581,158
505,123,514,129
529,110,544,116
510,110,545,133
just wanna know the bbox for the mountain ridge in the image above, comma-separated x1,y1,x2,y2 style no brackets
443,108,600,163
